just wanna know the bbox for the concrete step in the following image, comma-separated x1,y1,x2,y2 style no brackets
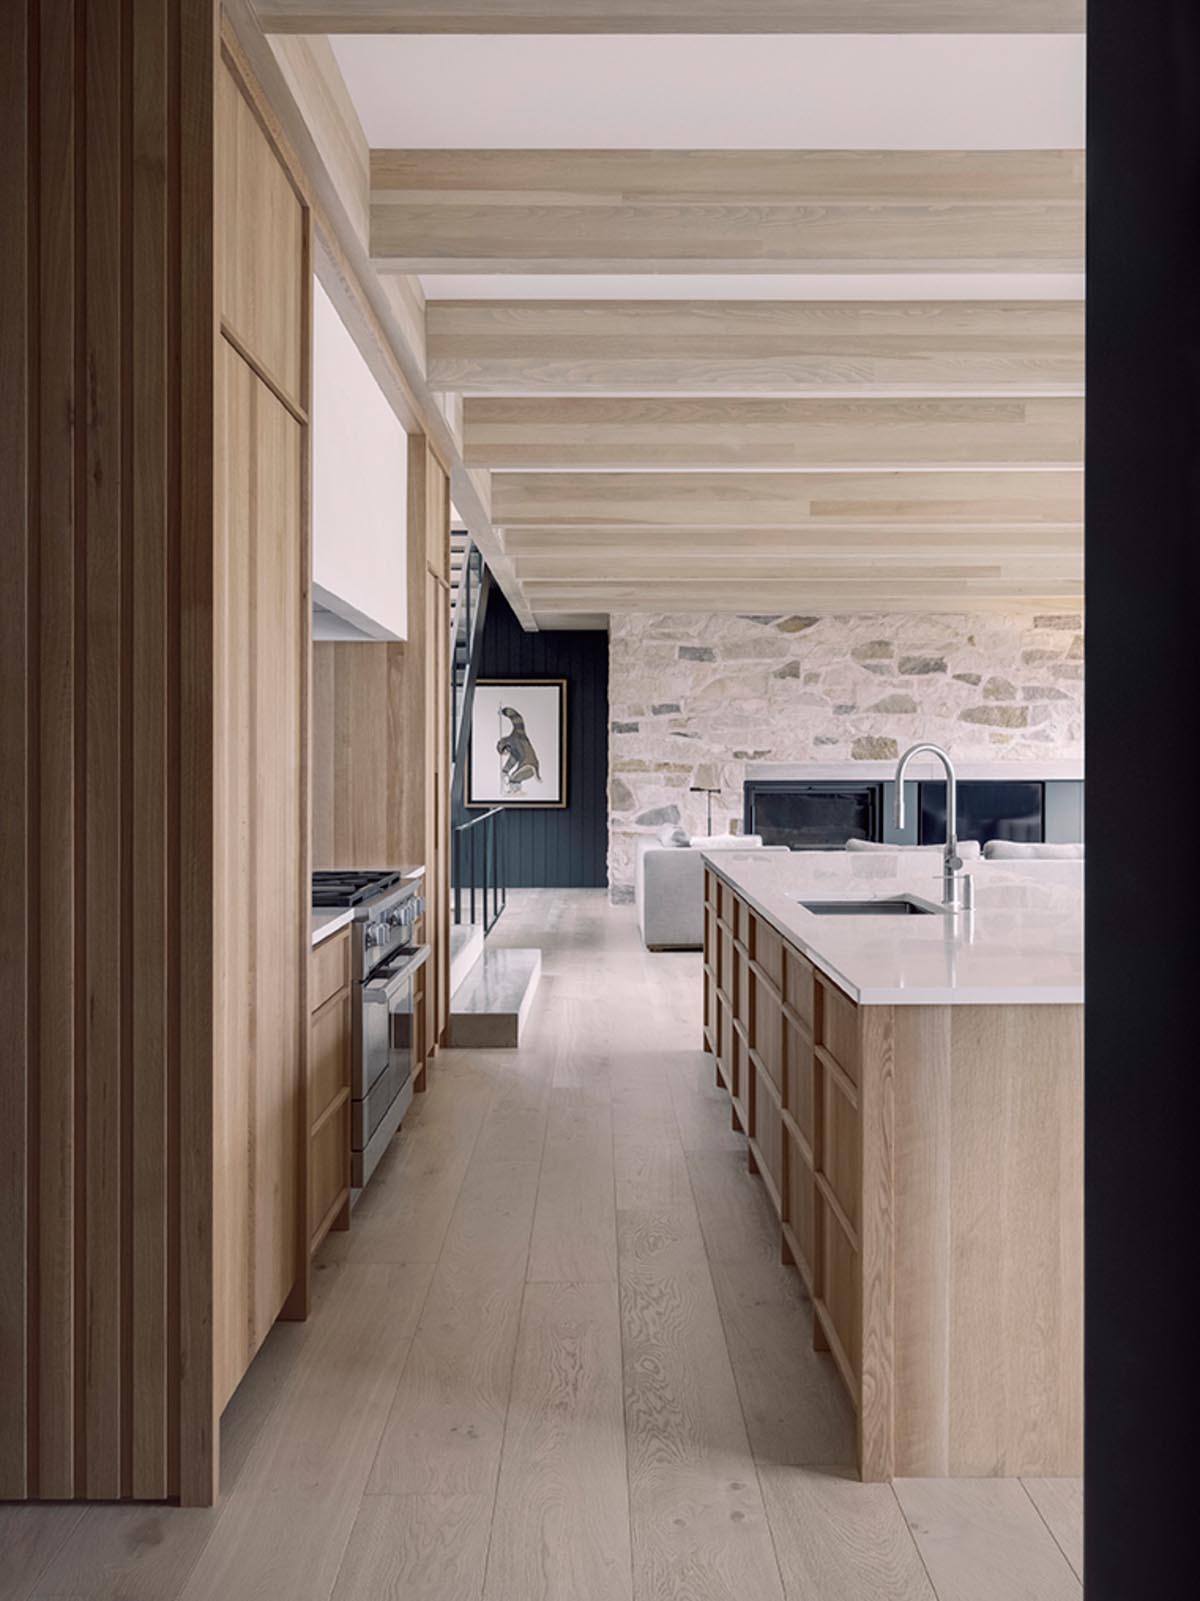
446,946,542,1050
449,921,485,998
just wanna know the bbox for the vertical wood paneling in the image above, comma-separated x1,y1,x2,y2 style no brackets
0,0,31,1503
177,0,217,1508
83,0,126,1499
37,0,79,1499
1,0,217,1508
129,0,170,1501
463,592,609,888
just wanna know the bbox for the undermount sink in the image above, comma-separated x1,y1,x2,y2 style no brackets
798,897,938,917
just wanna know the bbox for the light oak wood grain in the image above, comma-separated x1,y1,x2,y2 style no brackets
367,1159,541,1495
464,396,1085,471
1022,1478,1084,1582
178,1263,434,1601
484,1281,632,1601
527,1090,619,1283
493,469,1082,529
371,151,1082,274
428,299,1084,397
257,1,1086,32
619,1207,787,1600
268,34,370,248
894,1478,1082,1600
0,1508,85,1601
331,1494,492,1601
759,1468,936,1601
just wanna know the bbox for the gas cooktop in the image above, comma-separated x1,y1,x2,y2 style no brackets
312,868,403,908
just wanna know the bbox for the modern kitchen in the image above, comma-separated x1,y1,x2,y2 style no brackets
0,3,1192,1600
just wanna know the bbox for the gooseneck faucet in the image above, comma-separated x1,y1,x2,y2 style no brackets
893,743,974,912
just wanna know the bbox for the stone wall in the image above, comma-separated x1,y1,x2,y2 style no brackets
607,611,1084,901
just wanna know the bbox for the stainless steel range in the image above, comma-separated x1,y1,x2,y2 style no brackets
312,867,428,1190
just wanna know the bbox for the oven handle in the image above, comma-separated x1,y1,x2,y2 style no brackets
363,944,430,1006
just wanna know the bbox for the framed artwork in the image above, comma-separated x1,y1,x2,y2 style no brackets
468,678,568,808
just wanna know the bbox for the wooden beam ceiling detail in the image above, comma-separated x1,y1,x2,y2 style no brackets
370,150,1084,274
256,2,1086,35
463,396,1084,470
491,470,1084,530
427,299,1084,396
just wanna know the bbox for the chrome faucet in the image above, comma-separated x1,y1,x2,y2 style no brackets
893,743,974,912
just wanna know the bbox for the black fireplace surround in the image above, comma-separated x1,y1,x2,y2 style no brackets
743,778,1073,852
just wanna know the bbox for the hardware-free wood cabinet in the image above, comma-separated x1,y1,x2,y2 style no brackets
703,865,1083,1482
309,929,352,1256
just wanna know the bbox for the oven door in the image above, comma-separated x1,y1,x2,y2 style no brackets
359,945,430,1115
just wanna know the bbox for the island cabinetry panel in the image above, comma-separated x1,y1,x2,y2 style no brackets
703,867,1082,1484
308,929,351,1258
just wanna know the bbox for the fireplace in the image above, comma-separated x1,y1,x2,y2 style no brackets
743,777,1054,851
744,782,882,851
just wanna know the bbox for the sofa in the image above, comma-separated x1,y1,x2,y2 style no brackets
635,834,787,950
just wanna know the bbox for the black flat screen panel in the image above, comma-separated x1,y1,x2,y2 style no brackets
919,780,1044,846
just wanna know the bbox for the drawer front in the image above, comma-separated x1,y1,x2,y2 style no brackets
704,902,718,965
310,989,351,1124
733,946,751,1034
731,1025,749,1128
786,1129,816,1284
785,947,815,1029
312,926,351,1013
754,919,784,995
753,1065,784,1198
820,1199,860,1378
819,977,860,1086
784,1014,816,1150
718,1004,736,1097
310,1099,349,1244
821,1065,860,1236
753,975,784,1094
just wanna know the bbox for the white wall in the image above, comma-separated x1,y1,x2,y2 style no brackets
311,277,407,641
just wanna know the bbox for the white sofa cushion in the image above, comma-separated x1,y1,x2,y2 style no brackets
634,836,773,949
845,837,983,859
983,839,1084,860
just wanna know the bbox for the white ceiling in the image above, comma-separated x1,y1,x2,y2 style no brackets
331,33,1084,151
419,271,1086,300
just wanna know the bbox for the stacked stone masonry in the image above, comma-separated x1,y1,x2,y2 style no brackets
607,611,1084,901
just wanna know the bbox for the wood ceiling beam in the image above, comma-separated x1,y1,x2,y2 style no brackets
504,525,1083,555
463,396,1084,471
491,469,1084,530
256,2,1086,35
370,150,1084,274
522,584,1084,613
427,299,1084,396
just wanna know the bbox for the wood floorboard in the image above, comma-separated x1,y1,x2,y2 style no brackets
1021,1478,1084,1583
366,1159,541,1496
894,1478,1083,1601
758,1468,937,1601
6,891,1082,1601
483,1280,632,1601
526,1089,618,1283
0,1508,86,1601
617,1207,787,1601
330,1494,492,1601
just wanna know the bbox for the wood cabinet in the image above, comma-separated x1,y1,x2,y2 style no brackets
704,865,1083,1483
309,929,352,1256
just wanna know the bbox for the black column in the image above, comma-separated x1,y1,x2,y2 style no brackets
1086,4,1199,1594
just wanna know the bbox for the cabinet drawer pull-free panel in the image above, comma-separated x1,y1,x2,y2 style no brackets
310,988,351,1126
309,1095,350,1252
311,927,350,1013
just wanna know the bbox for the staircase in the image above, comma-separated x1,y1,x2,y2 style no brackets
444,532,542,1046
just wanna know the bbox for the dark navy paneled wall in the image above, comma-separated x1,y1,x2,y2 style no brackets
458,591,609,888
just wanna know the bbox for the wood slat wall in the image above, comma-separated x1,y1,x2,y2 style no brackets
0,0,214,1502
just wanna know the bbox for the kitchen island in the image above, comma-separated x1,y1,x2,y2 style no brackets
702,850,1082,1483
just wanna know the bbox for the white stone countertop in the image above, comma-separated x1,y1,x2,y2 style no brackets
311,907,355,948
702,850,1083,1006
743,758,1084,782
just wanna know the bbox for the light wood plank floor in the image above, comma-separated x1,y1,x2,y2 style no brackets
3,890,1083,1601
